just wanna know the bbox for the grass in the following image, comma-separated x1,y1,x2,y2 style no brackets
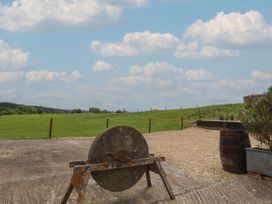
0,103,245,139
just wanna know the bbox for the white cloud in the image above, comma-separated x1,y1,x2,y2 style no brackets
91,31,179,56
184,69,216,80
214,79,256,90
189,69,272,92
0,39,29,69
93,60,114,71
192,78,257,90
0,0,148,31
93,10,268,59
109,61,268,95
0,71,24,83
112,75,172,88
111,62,183,88
91,31,239,59
111,75,152,86
90,11,272,60
25,70,80,82
174,41,239,59
69,70,81,80
102,0,148,7
129,61,183,76
111,62,221,89
251,70,272,80
184,10,272,45
26,70,57,81
0,69,80,83
91,41,138,57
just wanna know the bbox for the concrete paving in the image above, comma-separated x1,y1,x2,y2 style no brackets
0,131,271,204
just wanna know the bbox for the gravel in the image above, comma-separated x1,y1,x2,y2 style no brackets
144,127,258,182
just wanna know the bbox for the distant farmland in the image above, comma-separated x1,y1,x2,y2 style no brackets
0,103,245,139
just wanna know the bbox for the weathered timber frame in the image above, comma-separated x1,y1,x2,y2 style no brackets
61,155,175,204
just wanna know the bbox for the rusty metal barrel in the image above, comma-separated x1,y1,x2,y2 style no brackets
220,128,251,174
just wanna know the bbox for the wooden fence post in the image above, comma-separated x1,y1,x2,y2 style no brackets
148,119,151,133
106,118,109,129
49,118,53,139
180,116,183,130
198,108,201,120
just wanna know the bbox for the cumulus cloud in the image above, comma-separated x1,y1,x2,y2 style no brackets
93,60,114,71
0,39,29,69
184,69,216,80
102,0,148,7
91,31,239,59
91,10,272,59
0,71,24,83
25,70,80,82
112,75,174,89
184,10,272,45
111,62,221,89
251,70,272,80
91,31,179,56
69,70,81,80
26,70,57,81
0,0,148,31
109,61,269,95
111,62,183,88
213,79,256,90
105,63,271,110
191,71,271,91
174,41,239,59
129,61,183,76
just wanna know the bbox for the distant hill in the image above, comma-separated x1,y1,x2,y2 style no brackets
0,102,68,115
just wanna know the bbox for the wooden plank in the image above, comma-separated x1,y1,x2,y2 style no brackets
146,166,152,187
76,171,91,204
62,156,172,203
73,157,165,173
154,158,175,200
60,183,73,204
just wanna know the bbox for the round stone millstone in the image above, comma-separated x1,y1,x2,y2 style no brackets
88,126,149,192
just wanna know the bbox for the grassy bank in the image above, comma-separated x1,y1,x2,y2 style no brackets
0,103,244,139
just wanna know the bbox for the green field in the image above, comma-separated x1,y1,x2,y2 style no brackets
0,103,245,139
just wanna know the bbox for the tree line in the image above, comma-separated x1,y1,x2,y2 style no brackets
71,107,128,114
0,102,128,116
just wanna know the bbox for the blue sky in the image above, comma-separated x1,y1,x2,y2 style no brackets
0,0,271,111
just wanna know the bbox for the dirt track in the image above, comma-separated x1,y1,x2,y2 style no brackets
0,127,271,203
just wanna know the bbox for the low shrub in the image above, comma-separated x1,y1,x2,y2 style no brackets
219,114,224,120
243,86,272,149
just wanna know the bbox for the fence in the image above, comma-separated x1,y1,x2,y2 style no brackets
48,116,189,138
0,104,243,139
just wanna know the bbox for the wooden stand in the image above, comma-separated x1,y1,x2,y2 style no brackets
61,155,175,204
